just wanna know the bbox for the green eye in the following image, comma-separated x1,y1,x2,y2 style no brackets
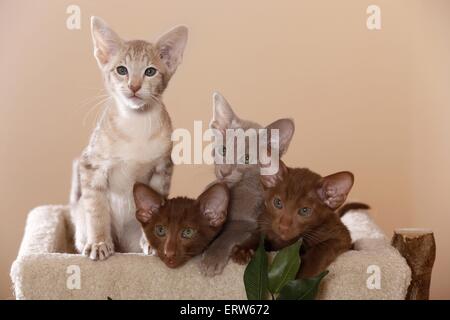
116,66,128,75
299,207,312,216
154,225,166,237
181,228,195,239
145,67,157,77
273,197,283,209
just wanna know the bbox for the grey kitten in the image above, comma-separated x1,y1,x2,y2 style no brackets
200,92,295,276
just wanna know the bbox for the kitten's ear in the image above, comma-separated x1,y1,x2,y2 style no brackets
317,172,354,209
265,118,295,156
197,183,229,227
133,183,163,225
260,160,288,189
90,16,123,67
210,92,239,133
156,25,188,75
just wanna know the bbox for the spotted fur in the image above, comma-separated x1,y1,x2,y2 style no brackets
70,17,188,260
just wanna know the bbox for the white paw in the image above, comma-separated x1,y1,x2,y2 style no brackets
140,236,156,256
200,251,229,277
143,245,157,256
82,241,114,261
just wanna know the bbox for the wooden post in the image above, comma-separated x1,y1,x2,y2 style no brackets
391,228,436,300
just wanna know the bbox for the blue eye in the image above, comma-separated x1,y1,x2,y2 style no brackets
155,225,166,237
298,207,312,216
273,197,283,209
116,66,128,75
145,67,157,77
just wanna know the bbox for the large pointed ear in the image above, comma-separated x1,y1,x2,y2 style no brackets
209,92,239,133
265,118,295,156
197,183,229,227
316,172,354,209
156,25,188,75
133,183,163,225
90,16,123,67
260,160,288,189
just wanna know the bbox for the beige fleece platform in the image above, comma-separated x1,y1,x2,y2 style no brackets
10,205,411,299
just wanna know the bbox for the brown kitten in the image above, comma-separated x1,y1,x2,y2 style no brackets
233,161,353,278
133,183,229,268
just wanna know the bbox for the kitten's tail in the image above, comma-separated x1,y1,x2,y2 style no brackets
69,158,81,206
338,202,370,217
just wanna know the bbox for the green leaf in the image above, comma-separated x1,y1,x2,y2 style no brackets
277,270,329,300
268,239,302,295
243,237,269,300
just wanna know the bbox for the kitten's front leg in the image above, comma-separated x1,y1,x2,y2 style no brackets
231,231,260,265
140,234,156,256
148,156,173,197
201,220,257,276
78,160,114,261
297,240,348,278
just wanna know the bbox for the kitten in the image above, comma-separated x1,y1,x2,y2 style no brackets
235,161,353,278
70,17,188,260
133,182,229,268
200,92,295,276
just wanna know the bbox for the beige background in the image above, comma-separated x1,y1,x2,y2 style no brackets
1,0,449,299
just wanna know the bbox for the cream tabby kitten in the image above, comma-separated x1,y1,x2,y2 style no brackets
70,17,188,260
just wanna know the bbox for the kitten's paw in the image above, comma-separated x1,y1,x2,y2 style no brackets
231,246,255,265
140,236,156,256
143,244,157,256
82,241,114,261
200,251,229,277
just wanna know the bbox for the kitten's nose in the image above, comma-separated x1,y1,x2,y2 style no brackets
279,224,290,233
164,244,176,259
129,82,142,93
279,216,292,233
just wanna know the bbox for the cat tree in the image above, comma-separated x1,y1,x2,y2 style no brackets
10,204,434,300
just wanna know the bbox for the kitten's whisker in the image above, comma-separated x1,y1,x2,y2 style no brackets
82,96,112,127
76,91,109,110
302,230,323,245
149,94,162,106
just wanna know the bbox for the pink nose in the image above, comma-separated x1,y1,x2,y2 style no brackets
164,249,176,259
129,83,141,93
279,224,290,233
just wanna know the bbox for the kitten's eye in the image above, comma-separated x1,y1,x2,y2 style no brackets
145,67,157,77
298,207,312,217
154,225,166,237
273,197,283,209
116,66,128,76
181,228,195,239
